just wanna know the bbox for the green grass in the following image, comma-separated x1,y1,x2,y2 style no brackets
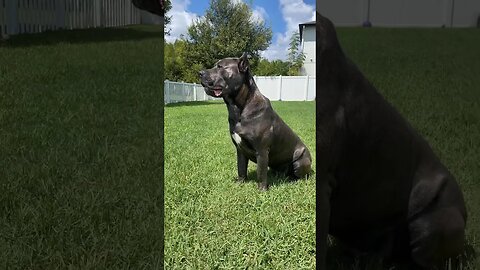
2,24,479,270
326,28,480,269
164,101,316,269
0,26,163,269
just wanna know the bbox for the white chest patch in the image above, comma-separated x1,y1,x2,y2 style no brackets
232,132,242,145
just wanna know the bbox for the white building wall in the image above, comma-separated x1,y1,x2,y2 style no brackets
300,25,316,76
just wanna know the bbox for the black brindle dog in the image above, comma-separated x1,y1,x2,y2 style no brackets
199,53,312,191
317,13,467,269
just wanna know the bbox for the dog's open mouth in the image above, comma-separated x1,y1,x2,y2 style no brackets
211,87,222,97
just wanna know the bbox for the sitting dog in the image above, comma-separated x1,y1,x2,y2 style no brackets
199,53,312,190
316,13,467,269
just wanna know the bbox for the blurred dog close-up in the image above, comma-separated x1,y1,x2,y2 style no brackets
317,13,468,269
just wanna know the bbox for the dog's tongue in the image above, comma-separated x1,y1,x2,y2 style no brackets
214,90,222,96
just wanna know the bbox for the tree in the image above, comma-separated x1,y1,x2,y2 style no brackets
163,0,172,35
164,41,185,82
183,0,272,81
164,40,204,83
254,58,289,76
287,31,305,76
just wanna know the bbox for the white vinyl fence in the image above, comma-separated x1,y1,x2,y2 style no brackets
165,76,316,104
0,0,141,36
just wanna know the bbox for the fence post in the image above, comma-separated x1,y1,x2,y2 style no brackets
126,0,131,24
55,0,66,29
6,0,18,35
304,75,309,101
181,81,185,102
278,75,283,101
93,0,101,27
165,80,170,104
193,83,197,101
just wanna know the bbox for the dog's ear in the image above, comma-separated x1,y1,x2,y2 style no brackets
238,52,249,73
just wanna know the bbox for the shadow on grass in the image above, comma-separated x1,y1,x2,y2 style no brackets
1,25,161,47
165,101,223,107
327,239,477,270
239,169,312,188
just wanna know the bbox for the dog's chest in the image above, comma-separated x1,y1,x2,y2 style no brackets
231,131,256,161
231,125,248,148
226,104,259,157
231,132,242,145
230,121,257,155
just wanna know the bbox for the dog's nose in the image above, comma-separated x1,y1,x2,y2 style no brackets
199,70,205,78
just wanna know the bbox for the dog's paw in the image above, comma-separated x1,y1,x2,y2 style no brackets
257,182,269,191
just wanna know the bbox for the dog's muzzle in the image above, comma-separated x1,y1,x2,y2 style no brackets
199,70,223,97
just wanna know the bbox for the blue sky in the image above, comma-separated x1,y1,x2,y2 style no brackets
166,0,316,60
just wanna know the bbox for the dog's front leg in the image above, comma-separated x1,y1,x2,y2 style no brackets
236,149,248,182
318,173,333,270
256,150,269,191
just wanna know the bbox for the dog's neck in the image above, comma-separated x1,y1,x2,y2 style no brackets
225,72,258,110
234,84,251,108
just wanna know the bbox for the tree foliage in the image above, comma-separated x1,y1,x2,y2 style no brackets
183,0,272,81
163,0,172,35
253,59,289,76
287,31,305,76
164,40,186,82
164,40,205,83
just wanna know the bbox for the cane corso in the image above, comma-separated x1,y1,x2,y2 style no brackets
199,53,312,191
317,13,467,269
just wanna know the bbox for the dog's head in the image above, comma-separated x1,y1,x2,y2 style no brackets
317,13,348,81
199,52,250,98
317,12,341,56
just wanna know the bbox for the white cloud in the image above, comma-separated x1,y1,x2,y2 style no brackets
279,0,315,34
165,0,198,43
251,6,267,23
261,33,289,60
262,0,315,60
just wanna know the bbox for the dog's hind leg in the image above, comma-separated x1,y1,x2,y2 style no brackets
409,207,466,268
292,146,312,179
293,158,311,179
408,173,467,268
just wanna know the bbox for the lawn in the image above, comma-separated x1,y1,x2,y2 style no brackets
1,24,479,270
164,101,316,269
327,28,480,269
0,26,163,269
